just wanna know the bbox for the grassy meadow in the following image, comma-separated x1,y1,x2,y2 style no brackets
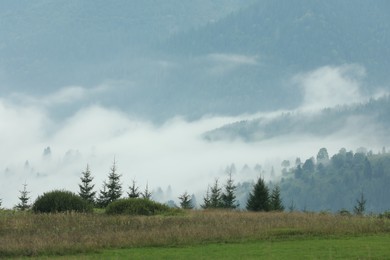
1,210,390,258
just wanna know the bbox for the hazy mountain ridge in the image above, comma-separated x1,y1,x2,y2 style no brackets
203,95,390,142
1,1,390,120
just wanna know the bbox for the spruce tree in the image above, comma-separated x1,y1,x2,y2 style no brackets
353,192,366,216
96,182,110,208
246,177,270,211
221,172,238,209
78,165,96,204
97,160,122,207
201,186,212,209
178,191,193,209
15,183,31,211
128,179,140,198
142,182,152,200
209,179,223,208
269,185,284,211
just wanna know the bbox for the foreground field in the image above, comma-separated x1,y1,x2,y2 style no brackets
49,234,390,259
1,210,389,258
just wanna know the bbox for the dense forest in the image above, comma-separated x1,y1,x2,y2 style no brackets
277,147,390,213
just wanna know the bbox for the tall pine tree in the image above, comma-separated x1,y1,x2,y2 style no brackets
221,172,238,209
78,165,96,204
97,159,122,207
269,185,284,211
246,177,270,212
15,183,31,211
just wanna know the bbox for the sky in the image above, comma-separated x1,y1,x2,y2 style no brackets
1,63,387,208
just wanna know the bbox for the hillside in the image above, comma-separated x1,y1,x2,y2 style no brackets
203,95,390,142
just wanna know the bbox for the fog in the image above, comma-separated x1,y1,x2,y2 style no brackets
1,64,387,208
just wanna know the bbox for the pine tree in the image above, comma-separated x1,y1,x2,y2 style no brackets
354,192,366,216
128,179,140,198
269,185,284,211
178,191,193,209
221,172,238,209
97,160,122,207
106,159,122,201
246,177,270,212
15,183,31,211
96,182,110,208
78,165,96,204
142,182,152,200
209,179,223,208
201,186,212,209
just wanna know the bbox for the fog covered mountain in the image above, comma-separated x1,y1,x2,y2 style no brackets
1,0,389,120
1,1,390,209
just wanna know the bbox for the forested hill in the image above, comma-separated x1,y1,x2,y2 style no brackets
277,147,390,213
203,95,390,142
165,0,390,85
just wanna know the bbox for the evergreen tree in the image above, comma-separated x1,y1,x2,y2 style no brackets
97,160,122,207
142,182,152,200
269,185,284,211
246,177,270,211
78,164,96,204
96,182,110,208
106,159,122,201
353,192,366,216
178,191,193,209
221,172,238,209
209,179,223,208
15,183,31,211
201,186,212,209
127,179,140,198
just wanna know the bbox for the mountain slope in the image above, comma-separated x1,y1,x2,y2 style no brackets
203,95,390,142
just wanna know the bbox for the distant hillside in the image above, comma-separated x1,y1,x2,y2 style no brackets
1,1,389,120
203,95,390,142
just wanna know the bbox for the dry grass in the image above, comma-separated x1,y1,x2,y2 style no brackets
1,210,389,257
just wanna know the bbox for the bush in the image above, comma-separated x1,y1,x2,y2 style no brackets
379,211,390,219
106,198,173,216
32,190,93,213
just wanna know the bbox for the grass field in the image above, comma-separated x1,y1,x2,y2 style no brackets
1,209,390,258
47,234,390,259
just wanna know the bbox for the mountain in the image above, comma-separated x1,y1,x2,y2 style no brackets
203,95,390,142
1,0,390,120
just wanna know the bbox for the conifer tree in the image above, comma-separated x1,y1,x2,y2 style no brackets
128,179,140,198
209,179,223,208
96,182,110,208
269,185,284,211
221,172,238,209
142,182,152,200
178,191,193,209
246,177,270,211
354,192,366,216
201,186,212,209
97,160,122,207
15,183,31,211
78,165,96,204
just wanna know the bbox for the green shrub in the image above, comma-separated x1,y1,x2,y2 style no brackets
32,190,93,213
106,198,172,215
379,211,390,219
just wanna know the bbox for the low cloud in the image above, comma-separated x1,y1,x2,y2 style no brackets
294,64,367,110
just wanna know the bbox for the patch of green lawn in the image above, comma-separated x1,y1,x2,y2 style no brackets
34,234,390,259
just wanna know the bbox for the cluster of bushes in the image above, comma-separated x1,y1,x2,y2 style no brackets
29,190,175,216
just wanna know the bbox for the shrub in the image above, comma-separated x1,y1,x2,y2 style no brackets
106,198,173,215
379,211,390,219
32,190,93,213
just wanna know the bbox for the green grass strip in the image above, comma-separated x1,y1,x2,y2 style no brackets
33,234,390,260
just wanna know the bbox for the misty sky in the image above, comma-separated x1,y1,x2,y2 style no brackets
1,63,387,208
1,1,389,208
